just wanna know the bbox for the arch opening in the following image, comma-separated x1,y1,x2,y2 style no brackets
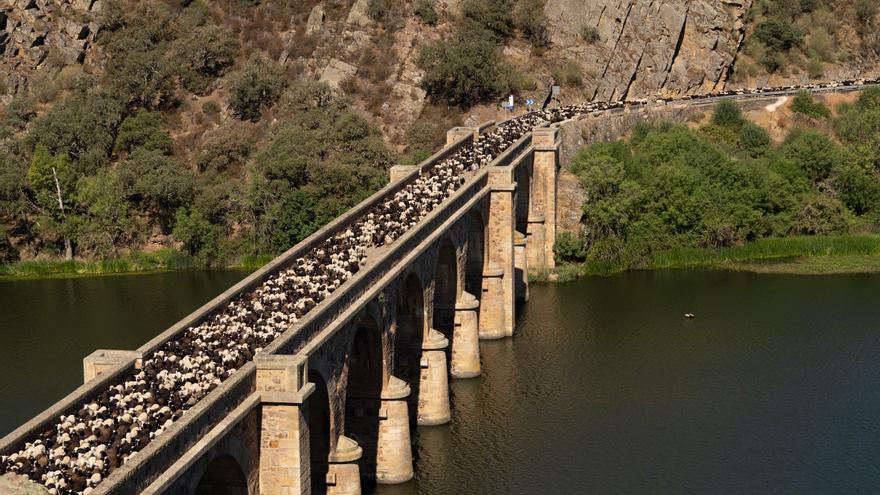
465,211,486,300
306,370,332,495
343,314,385,483
515,160,532,235
393,273,425,423
194,454,248,495
432,238,459,342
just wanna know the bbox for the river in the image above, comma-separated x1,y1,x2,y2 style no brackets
2,269,880,492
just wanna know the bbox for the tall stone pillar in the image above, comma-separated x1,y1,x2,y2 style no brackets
480,168,516,338
327,435,363,495
376,376,414,483
418,329,451,425
257,355,315,495
529,128,559,270
450,291,480,378
526,213,546,270
478,264,504,339
514,231,529,303
82,349,140,383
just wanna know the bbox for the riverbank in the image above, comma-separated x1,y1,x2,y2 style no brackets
533,235,880,281
0,250,272,279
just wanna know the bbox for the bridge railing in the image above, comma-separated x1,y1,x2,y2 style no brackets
134,129,476,359
267,169,493,355
97,364,258,494
0,128,476,464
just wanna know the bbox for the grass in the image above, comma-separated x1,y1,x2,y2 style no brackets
0,249,198,279
538,234,880,281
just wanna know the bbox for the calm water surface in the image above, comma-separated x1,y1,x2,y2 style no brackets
3,269,880,493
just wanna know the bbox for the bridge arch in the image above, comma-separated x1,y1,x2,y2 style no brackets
194,454,249,495
343,311,385,482
514,157,532,235
432,237,459,340
393,272,425,423
465,209,486,299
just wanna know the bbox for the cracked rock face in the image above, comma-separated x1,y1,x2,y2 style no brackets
0,0,100,97
546,0,751,101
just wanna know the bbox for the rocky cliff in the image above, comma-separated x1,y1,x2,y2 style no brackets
0,0,101,97
545,0,751,101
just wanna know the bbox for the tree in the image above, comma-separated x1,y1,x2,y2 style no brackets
418,25,506,106
75,170,136,257
119,148,195,223
754,18,803,51
514,0,549,47
115,110,173,155
27,146,76,259
782,128,841,182
461,0,514,42
228,52,287,121
28,85,123,173
791,91,830,119
738,122,771,157
172,24,238,94
712,100,744,128
173,208,218,263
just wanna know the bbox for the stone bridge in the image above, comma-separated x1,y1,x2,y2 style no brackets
2,85,874,495
1,116,565,494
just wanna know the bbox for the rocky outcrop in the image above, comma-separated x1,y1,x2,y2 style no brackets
0,0,101,97
545,0,751,101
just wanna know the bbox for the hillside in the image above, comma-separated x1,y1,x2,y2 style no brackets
1,0,879,268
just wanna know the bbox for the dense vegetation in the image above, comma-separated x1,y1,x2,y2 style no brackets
417,0,547,106
735,0,879,79
0,1,391,269
557,91,880,273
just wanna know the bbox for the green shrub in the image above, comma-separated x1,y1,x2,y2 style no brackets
2,97,36,130
197,123,255,172
580,25,600,43
552,61,584,87
782,128,841,182
228,52,286,121
461,0,514,42
712,100,744,128
738,121,771,157
754,18,803,51
791,193,848,235
514,0,549,47
173,24,238,94
790,91,830,119
554,232,587,264
115,110,173,155
368,0,389,21
415,0,438,25
418,25,505,106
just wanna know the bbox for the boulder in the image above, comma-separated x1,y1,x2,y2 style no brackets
320,59,358,90
306,4,325,34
